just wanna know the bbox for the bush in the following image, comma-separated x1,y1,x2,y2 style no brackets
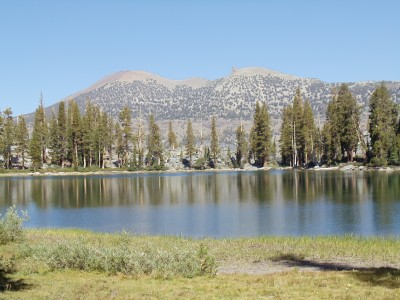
24,235,217,278
127,165,141,172
0,206,29,245
145,165,167,171
370,157,388,167
193,157,209,170
0,256,16,274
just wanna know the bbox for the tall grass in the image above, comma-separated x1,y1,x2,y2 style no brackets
21,233,216,278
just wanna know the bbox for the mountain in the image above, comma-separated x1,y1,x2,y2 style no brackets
25,67,400,145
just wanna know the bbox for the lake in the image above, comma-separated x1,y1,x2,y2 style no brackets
1,170,400,237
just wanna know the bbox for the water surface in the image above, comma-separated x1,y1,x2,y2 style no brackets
1,170,399,237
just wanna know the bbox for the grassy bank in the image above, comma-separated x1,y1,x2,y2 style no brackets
0,229,399,299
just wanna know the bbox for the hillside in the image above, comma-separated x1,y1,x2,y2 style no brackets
25,67,400,146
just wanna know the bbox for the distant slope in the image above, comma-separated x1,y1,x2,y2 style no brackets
24,67,400,145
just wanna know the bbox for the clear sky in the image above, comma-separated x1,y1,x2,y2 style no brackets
1,0,399,116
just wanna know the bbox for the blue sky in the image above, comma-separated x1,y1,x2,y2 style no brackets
1,0,399,116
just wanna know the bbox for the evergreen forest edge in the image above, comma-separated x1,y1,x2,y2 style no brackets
1,83,400,171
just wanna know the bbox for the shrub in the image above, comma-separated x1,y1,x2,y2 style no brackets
24,235,217,278
193,157,209,170
145,165,167,171
0,206,29,245
370,157,388,167
0,256,16,274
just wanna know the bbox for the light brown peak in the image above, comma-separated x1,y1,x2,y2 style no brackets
231,67,299,80
107,71,209,89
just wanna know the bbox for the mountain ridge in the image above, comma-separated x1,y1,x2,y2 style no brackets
24,67,400,145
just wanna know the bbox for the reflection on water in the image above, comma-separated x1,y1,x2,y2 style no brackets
1,171,399,236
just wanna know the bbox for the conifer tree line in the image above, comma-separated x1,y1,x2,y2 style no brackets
279,88,321,167
279,84,400,167
0,83,399,170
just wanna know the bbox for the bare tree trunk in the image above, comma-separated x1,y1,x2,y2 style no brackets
102,148,105,169
292,122,297,167
83,151,86,168
75,144,78,167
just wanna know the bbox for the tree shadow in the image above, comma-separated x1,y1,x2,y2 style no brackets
351,268,400,289
0,267,31,292
271,253,400,289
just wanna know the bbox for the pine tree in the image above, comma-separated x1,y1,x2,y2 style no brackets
392,120,400,165
131,144,138,168
323,84,360,163
67,100,82,170
56,101,68,167
338,84,360,162
167,120,178,150
136,106,145,167
146,114,164,167
48,111,59,164
249,102,272,167
119,106,132,167
235,123,248,167
226,147,232,167
32,94,48,164
15,115,29,169
368,83,398,165
30,102,47,170
97,111,112,169
323,98,341,163
272,137,277,161
179,147,184,162
81,99,97,168
314,125,323,163
279,89,318,167
114,121,124,168
292,88,304,165
279,105,294,166
185,119,196,165
1,108,14,168
0,113,3,167
302,99,317,165
210,116,220,163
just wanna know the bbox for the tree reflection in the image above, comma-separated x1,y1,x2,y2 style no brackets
0,171,399,236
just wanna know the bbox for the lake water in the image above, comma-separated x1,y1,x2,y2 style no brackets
1,170,400,237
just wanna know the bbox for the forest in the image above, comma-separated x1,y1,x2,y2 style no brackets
0,83,399,171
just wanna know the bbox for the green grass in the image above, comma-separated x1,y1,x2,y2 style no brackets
17,230,400,268
207,235,400,265
1,229,400,299
2,267,400,299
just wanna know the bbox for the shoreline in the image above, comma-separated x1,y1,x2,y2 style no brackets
1,164,399,177
0,167,264,177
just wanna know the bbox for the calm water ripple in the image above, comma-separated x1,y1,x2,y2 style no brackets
1,170,399,237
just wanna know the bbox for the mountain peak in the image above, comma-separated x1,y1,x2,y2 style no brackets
231,67,299,80
94,70,209,89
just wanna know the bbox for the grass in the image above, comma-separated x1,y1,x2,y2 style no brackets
0,229,399,298
2,267,400,299
24,230,400,262
208,235,400,265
